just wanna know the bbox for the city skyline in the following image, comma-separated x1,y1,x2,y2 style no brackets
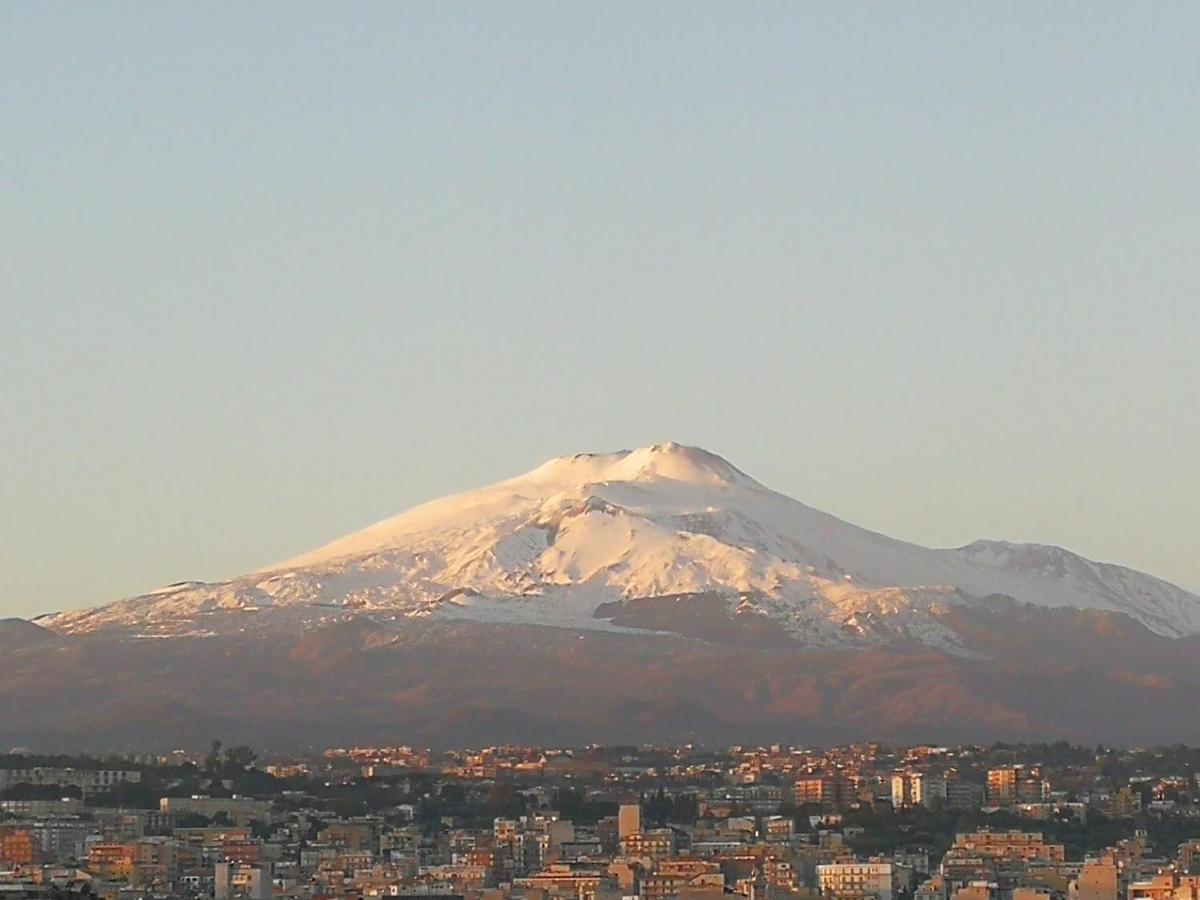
1,738,1199,900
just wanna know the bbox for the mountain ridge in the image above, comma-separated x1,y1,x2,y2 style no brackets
36,443,1200,641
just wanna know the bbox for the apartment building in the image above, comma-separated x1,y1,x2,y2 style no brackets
0,767,141,795
987,768,1049,806
819,862,897,900
950,831,1065,863
892,773,947,809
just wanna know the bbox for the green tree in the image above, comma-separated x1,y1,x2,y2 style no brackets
485,781,526,819
223,746,257,772
248,819,272,840
205,740,223,774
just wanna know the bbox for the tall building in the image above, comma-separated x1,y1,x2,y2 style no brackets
621,828,674,860
892,774,910,808
795,775,853,808
987,767,1048,806
945,779,985,811
1177,842,1200,875
892,772,946,809
1076,862,1119,900
215,862,272,900
546,820,575,859
987,768,1017,805
618,803,641,839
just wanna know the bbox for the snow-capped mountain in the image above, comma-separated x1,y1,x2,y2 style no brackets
10,444,1200,748
39,442,1200,644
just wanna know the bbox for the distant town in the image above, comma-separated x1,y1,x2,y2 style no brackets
5,741,1200,900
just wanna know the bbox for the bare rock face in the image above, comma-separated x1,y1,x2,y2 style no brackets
9,443,1200,750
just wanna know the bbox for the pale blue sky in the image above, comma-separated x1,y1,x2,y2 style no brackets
2,3,1197,618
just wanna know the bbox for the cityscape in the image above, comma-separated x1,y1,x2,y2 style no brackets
4,742,1200,900
5,5,1197,900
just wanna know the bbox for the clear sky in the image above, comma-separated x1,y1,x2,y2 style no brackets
2,3,1198,619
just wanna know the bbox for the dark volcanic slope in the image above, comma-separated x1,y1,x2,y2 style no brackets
0,618,57,651
2,606,1199,751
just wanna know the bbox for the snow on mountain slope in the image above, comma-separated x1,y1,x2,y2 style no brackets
38,443,1200,642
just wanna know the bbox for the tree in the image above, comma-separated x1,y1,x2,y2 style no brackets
248,819,272,841
670,793,698,824
1,783,80,801
89,780,157,808
644,787,671,825
224,746,257,772
485,781,526,819
303,816,327,843
205,740,223,774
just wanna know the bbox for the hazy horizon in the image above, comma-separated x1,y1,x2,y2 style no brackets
4,3,1198,619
